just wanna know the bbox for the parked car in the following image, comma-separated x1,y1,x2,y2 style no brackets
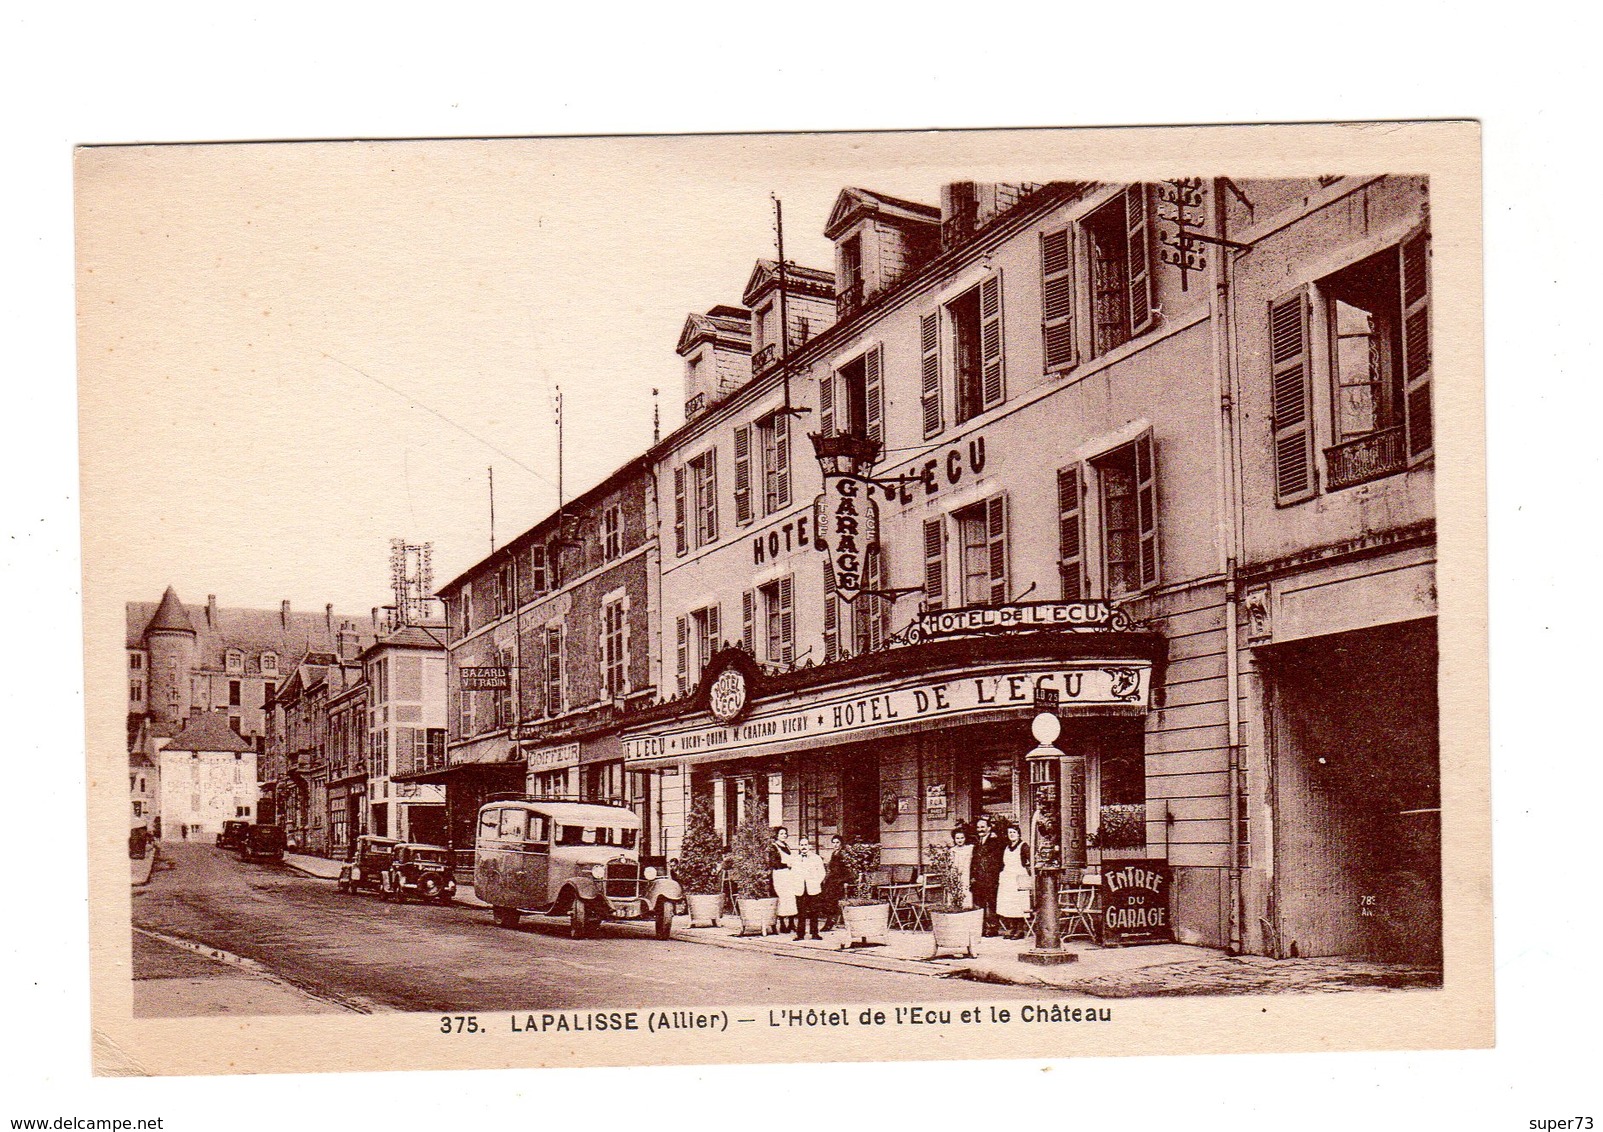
239,823,286,862
216,820,251,852
337,834,399,895
475,799,682,939
380,842,458,904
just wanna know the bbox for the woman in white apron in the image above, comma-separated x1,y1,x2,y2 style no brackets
769,828,798,931
994,823,1033,939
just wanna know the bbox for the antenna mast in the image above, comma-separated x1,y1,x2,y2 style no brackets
773,194,796,414
488,466,496,552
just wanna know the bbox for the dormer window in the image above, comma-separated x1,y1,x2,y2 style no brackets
260,652,278,675
840,235,864,313
225,649,243,673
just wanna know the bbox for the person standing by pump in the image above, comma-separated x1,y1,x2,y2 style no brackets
971,815,1005,936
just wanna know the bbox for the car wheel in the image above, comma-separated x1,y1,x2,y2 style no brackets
492,906,520,928
655,899,676,940
570,900,595,940
420,876,440,901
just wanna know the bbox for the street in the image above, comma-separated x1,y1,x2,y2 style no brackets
131,842,1054,1016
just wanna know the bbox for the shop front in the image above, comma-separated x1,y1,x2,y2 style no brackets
403,732,523,874
622,630,1161,877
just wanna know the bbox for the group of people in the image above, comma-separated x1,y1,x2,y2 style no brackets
763,813,1034,942
767,829,849,940
947,815,1034,939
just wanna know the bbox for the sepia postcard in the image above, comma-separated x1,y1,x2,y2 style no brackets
77,121,1489,1076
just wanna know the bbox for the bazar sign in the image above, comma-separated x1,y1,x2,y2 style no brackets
523,742,581,772
621,661,1150,763
911,602,1132,641
460,665,510,691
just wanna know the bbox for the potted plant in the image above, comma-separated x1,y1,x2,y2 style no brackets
1091,803,1147,859
676,801,726,928
729,807,778,937
837,842,889,947
925,842,985,958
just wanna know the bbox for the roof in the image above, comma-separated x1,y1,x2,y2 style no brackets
741,258,836,306
824,186,940,239
145,586,196,635
481,800,642,827
164,710,254,753
361,624,446,657
676,305,752,356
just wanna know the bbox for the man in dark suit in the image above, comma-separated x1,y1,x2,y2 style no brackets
971,814,1005,936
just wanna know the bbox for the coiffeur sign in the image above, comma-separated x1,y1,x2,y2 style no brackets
622,660,1151,764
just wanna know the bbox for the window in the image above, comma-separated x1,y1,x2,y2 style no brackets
460,589,474,636
691,451,718,547
132,801,143,817
228,680,241,707
1083,185,1154,358
1272,229,1432,502
129,653,143,671
1091,435,1158,597
829,347,883,445
601,597,628,698
225,649,243,673
954,496,1008,607
602,505,623,561
497,562,515,617
947,275,1005,424
529,543,548,595
543,627,564,716
840,234,863,310
130,682,143,703
498,807,528,841
1040,227,1078,372
851,550,890,655
262,681,276,709
759,412,791,514
260,652,277,675
676,605,721,693
761,576,794,667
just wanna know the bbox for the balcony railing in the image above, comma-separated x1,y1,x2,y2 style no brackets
1324,425,1407,491
836,278,865,317
752,342,778,372
941,204,980,250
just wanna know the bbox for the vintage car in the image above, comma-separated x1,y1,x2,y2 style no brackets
337,834,399,895
474,799,682,939
380,842,458,904
238,823,286,862
216,820,251,852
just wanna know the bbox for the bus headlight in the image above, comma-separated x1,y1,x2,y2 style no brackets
643,866,658,881
590,864,606,880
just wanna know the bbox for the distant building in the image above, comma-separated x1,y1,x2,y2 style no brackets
361,620,449,845
156,710,258,842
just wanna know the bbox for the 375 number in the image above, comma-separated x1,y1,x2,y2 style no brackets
440,1015,481,1034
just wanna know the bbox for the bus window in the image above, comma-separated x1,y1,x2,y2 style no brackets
554,825,636,848
478,808,501,841
498,808,528,841
526,815,549,845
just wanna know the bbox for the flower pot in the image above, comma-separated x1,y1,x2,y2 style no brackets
735,896,779,936
929,907,986,959
839,901,890,947
685,892,724,928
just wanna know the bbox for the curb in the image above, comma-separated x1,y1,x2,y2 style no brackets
667,925,965,979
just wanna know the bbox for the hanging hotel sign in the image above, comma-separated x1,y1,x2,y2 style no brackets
459,665,510,691
622,660,1151,765
1098,861,1173,946
908,601,1132,642
815,475,880,600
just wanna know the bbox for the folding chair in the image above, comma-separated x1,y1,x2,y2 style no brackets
1059,876,1101,942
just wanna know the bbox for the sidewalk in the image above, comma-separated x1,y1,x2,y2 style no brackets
283,861,1440,996
130,847,158,887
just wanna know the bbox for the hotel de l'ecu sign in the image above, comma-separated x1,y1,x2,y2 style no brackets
622,602,1148,766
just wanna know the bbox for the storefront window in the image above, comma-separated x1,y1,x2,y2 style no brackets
978,753,1016,817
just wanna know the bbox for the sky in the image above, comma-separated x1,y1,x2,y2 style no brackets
77,135,1071,614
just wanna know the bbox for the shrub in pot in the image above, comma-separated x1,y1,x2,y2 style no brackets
677,801,726,927
1091,804,1147,858
729,806,778,936
925,842,984,958
837,842,889,946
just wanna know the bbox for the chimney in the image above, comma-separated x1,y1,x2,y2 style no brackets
281,600,291,628
206,594,217,627
325,603,334,639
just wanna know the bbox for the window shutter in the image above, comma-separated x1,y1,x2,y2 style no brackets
675,615,688,693
1125,184,1155,336
822,558,839,662
1041,228,1077,371
818,369,835,438
922,517,945,610
706,604,721,656
980,273,1005,409
1134,433,1159,590
1269,289,1317,504
774,412,791,508
733,425,753,525
1057,465,1084,600
864,345,884,446
778,576,794,665
741,590,755,654
985,494,1009,605
530,544,546,593
1400,229,1432,461
919,311,942,437
673,466,687,555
